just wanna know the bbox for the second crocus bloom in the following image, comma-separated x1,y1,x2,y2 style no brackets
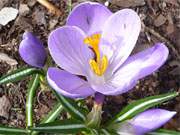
47,2,169,98
19,32,47,68
116,109,176,135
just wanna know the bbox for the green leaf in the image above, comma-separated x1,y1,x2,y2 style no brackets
31,102,63,135
147,129,180,135
26,74,40,127
0,67,44,84
53,90,87,121
100,129,117,135
87,129,118,135
31,119,88,134
0,125,28,134
40,102,63,124
89,129,99,135
108,92,179,124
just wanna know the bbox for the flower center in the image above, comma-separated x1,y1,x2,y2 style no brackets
84,34,108,76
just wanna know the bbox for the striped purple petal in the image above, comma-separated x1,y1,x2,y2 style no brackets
48,26,93,76
47,67,95,98
67,2,112,35
90,43,168,95
130,109,176,134
19,32,47,68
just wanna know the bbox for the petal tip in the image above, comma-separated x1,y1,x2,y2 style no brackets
131,109,176,134
155,43,169,61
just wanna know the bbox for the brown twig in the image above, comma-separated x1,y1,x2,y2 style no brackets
145,26,180,60
36,0,62,16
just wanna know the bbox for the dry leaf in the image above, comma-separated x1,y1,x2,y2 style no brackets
154,14,167,27
169,67,180,75
110,0,145,7
0,0,9,9
0,95,11,119
166,24,175,35
165,0,179,6
0,53,18,66
33,9,46,25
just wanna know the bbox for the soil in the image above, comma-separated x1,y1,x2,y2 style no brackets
0,0,179,133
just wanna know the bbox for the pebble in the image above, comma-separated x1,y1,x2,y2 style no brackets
19,4,30,16
0,7,18,26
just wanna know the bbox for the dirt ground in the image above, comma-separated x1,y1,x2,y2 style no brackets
0,0,179,132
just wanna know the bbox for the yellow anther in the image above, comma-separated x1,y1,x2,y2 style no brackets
89,59,101,75
89,56,108,76
101,56,108,74
84,34,108,76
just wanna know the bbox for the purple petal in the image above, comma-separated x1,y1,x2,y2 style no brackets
47,67,95,99
100,9,141,74
130,109,176,134
90,78,137,96
66,2,112,35
48,26,93,76
119,43,169,80
91,43,168,95
19,32,47,68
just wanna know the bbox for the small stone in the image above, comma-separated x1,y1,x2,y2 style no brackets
0,7,18,26
33,9,46,25
19,4,30,16
49,19,58,30
27,0,37,7
0,53,18,66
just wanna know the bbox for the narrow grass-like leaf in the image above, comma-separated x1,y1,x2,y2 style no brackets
31,119,87,134
0,67,44,84
0,125,28,134
147,129,180,135
53,90,87,121
67,0,72,12
87,129,117,135
90,129,99,135
26,74,40,127
31,102,63,135
100,129,116,135
40,102,63,124
108,92,179,124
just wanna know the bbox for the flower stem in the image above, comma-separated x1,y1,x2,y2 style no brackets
86,93,105,128
26,74,40,128
94,92,105,105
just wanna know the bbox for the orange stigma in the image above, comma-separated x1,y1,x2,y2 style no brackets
84,34,108,76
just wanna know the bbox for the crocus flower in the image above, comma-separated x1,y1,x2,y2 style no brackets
47,2,169,98
19,32,47,68
117,109,176,135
